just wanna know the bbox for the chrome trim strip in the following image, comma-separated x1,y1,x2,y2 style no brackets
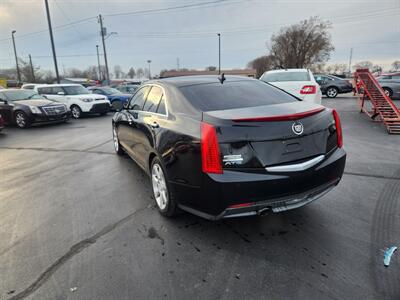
266,155,325,172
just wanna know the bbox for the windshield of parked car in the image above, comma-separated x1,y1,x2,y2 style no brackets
2,90,44,101
260,71,310,82
101,87,121,94
180,80,297,111
63,85,90,95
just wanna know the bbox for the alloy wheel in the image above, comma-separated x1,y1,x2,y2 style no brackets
152,163,168,210
15,112,26,128
71,106,81,119
113,126,119,152
327,88,338,98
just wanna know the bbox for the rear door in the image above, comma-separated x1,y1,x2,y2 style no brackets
118,85,151,167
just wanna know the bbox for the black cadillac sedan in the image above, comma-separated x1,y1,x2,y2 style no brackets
0,89,70,128
112,76,346,220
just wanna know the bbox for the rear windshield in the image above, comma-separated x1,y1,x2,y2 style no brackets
179,80,297,111
260,71,310,82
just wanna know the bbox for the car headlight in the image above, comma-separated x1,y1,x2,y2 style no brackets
80,98,94,102
29,106,42,114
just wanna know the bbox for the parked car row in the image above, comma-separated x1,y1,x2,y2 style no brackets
376,73,400,99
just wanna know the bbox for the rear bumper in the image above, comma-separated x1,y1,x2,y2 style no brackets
173,147,346,220
89,103,111,113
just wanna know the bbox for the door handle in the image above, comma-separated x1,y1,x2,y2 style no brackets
150,121,159,129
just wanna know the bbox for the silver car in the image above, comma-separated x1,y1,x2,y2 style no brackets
377,73,400,99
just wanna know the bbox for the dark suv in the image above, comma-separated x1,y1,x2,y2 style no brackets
314,74,353,98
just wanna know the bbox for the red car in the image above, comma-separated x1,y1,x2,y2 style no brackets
0,113,4,132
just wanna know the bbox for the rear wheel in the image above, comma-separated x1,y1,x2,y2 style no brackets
70,105,82,119
151,157,179,217
383,88,393,98
111,100,122,111
14,111,30,128
326,87,338,98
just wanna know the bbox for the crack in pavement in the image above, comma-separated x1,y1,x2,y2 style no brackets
0,146,114,156
343,171,400,181
8,207,148,300
83,139,113,151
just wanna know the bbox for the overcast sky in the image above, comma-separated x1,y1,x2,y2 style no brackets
0,0,399,75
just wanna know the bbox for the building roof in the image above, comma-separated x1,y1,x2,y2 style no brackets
160,69,256,78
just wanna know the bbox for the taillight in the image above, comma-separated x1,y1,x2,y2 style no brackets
332,109,343,148
201,122,223,174
300,85,317,94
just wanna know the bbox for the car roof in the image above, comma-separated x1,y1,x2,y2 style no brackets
1,89,34,92
264,69,309,74
150,75,255,87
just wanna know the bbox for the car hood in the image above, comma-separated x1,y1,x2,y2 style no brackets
14,99,61,107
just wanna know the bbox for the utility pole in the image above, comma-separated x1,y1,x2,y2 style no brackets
348,48,353,75
147,60,152,79
96,45,102,81
98,15,110,83
217,33,221,75
177,57,180,71
44,0,60,83
29,54,36,82
11,30,21,84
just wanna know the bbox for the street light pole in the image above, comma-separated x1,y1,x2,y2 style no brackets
44,0,60,83
98,14,110,83
217,33,221,75
11,31,21,84
29,54,36,83
96,45,102,81
147,60,152,79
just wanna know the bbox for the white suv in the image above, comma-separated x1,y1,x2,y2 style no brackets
33,84,110,118
260,69,322,104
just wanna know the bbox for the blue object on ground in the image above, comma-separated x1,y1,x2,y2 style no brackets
383,246,397,267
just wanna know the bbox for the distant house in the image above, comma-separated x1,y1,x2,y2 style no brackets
160,69,257,78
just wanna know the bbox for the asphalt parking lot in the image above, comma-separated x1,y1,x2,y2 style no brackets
0,95,399,300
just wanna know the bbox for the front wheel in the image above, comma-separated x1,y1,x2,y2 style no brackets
326,87,338,98
151,157,179,217
70,105,82,119
112,124,124,155
383,88,393,98
14,111,30,128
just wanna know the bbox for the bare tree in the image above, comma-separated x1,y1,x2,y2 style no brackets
136,68,145,79
114,65,123,79
269,16,334,69
247,55,273,78
127,67,136,78
391,61,400,71
353,61,373,70
205,66,217,71
372,65,382,74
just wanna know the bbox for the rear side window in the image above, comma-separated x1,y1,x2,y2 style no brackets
143,86,163,113
157,95,167,115
128,86,150,110
179,80,297,112
261,71,310,82
24,85,34,89
37,87,52,94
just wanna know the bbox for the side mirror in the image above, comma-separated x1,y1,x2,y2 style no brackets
57,91,65,95
42,95,47,99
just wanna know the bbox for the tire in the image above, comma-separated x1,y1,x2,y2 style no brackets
14,111,30,128
151,157,179,217
112,124,124,155
383,88,393,98
326,87,338,98
70,105,82,119
111,100,122,111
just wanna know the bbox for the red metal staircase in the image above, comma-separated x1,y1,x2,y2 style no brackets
354,68,400,134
